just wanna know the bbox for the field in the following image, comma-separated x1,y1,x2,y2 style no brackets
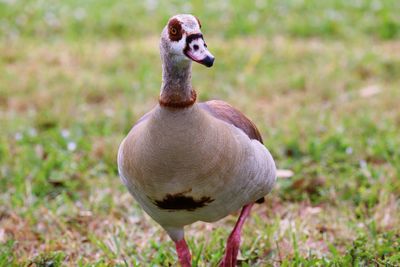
1,0,400,266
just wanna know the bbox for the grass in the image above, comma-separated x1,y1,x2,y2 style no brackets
0,0,399,266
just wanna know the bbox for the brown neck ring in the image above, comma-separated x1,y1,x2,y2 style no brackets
159,90,197,109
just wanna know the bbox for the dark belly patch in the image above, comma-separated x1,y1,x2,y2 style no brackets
152,191,214,211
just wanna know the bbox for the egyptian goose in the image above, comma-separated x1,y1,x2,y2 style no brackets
117,14,276,267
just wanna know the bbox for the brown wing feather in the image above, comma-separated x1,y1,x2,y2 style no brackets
199,100,263,144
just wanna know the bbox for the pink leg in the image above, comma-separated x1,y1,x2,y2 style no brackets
220,203,254,267
175,238,192,267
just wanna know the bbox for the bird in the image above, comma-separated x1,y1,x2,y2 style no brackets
117,14,276,267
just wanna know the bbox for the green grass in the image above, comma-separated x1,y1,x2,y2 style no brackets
1,0,400,266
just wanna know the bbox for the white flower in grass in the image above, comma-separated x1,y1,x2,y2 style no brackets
359,160,367,169
61,129,70,138
67,141,77,151
15,132,23,141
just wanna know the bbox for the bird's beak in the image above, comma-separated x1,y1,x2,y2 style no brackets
184,33,215,68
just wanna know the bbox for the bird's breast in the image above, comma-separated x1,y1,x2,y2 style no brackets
118,105,276,226
124,106,240,197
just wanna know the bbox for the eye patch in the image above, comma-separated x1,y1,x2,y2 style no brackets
168,18,183,42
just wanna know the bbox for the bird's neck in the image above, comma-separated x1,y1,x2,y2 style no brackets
159,55,196,108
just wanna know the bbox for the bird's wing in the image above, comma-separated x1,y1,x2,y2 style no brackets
199,100,266,203
198,100,263,144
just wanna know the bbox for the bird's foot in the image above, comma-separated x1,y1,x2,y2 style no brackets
175,238,192,267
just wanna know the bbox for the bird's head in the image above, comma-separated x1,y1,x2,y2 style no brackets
160,14,214,68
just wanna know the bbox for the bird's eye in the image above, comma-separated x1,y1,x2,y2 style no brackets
170,27,178,35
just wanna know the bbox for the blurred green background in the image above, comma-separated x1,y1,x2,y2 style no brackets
0,0,399,266
1,0,400,39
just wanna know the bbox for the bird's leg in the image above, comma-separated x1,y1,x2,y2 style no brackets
219,203,254,267
175,238,192,267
